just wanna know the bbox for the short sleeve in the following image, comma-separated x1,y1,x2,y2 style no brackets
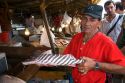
104,42,125,66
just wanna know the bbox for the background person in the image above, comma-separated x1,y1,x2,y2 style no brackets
100,1,124,43
115,2,124,14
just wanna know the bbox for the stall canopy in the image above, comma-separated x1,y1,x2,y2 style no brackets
4,0,101,16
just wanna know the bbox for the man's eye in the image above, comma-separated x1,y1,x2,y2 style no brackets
90,18,96,21
91,19,95,21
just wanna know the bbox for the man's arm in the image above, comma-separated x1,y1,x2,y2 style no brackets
98,62,125,74
78,57,125,75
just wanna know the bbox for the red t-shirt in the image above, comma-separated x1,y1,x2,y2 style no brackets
64,32,125,83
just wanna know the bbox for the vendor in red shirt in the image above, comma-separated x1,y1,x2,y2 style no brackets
64,4,125,83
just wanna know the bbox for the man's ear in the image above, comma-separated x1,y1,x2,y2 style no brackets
98,21,102,29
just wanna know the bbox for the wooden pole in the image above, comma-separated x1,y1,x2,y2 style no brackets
0,1,11,32
40,0,56,54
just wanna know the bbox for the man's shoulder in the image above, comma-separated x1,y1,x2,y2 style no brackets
118,14,124,18
97,32,114,44
101,16,108,23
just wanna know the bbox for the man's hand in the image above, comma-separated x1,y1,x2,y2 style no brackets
78,57,96,74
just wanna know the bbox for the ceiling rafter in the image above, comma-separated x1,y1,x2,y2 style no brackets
4,0,96,16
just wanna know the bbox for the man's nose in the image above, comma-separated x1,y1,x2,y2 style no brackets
85,20,91,26
107,8,112,12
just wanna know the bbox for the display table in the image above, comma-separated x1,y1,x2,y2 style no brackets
0,38,71,82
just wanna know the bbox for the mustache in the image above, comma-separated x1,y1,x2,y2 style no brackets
81,25,92,31
82,25,92,28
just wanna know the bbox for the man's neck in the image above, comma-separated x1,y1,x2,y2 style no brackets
83,29,99,43
107,14,116,22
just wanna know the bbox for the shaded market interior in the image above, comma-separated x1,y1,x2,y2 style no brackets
1,0,125,83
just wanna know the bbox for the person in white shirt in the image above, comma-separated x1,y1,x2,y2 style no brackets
100,1,124,43
100,1,125,83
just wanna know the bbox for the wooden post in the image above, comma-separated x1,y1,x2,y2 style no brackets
0,1,11,32
40,0,56,54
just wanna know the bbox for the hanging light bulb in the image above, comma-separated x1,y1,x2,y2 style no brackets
51,27,55,31
24,28,30,36
59,27,62,32
31,15,34,18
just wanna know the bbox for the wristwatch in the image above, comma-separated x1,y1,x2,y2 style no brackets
94,62,100,70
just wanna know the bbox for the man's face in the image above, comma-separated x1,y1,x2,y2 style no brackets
104,3,116,15
81,15,100,33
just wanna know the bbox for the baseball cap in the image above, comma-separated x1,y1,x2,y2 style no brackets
81,4,103,19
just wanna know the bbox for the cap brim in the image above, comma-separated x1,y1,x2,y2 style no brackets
85,13,100,19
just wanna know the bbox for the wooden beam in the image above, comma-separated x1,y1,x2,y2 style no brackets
7,0,39,5
0,46,50,58
40,0,56,54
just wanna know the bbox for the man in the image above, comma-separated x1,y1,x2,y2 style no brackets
63,4,125,83
115,2,124,14
100,1,124,43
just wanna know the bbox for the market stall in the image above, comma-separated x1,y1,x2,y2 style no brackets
0,0,113,83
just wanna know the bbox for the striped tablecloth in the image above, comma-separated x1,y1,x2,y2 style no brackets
22,53,84,67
